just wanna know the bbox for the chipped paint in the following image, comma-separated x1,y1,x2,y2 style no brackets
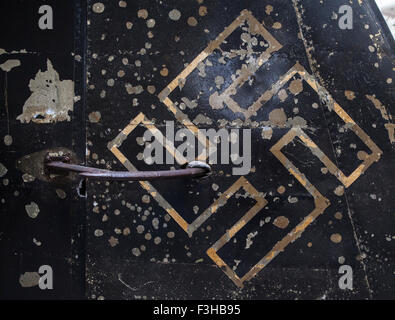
17,59,75,123
19,272,40,287
25,202,40,219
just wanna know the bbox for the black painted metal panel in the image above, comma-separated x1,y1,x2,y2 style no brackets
85,0,394,299
0,0,86,299
0,0,393,300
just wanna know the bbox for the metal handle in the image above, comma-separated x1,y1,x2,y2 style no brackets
44,155,211,181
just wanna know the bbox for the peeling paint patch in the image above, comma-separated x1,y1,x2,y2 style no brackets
366,94,390,121
125,84,144,95
245,231,258,249
0,59,21,72
17,59,75,123
365,95,393,144
0,48,35,55
193,113,213,125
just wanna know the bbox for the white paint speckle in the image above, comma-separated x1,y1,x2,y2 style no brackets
169,9,181,21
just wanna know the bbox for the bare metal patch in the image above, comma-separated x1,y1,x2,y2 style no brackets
17,59,75,123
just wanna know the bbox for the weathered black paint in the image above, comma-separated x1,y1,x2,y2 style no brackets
0,0,394,299
0,0,86,299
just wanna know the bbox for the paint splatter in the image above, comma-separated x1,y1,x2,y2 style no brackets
269,108,287,127
277,186,286,194
88,111,101,123
289,79,303,95
334,212,343,220
137,9,148,19
199,6,208,16
272,22,282,29
160,67,169,77
345,90,356,100
25,202,40,219
357,150,368,161
4,135,12,146
169,9,181,21
146,18,155,28
273,216,289,229
187,17,198,27
278,89,288,102
261,127,273,140
92,2,105,14
132,247,141,256
330,233,342,243
334,185,345,196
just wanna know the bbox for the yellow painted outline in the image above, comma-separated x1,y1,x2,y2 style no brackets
158,9,282,143
207,173,329,287
263,63,383,188
207,62,383,287
108,113,266,237
205,177,268,287
108,8,383,287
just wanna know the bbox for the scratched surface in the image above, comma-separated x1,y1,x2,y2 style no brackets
0,0,394,299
